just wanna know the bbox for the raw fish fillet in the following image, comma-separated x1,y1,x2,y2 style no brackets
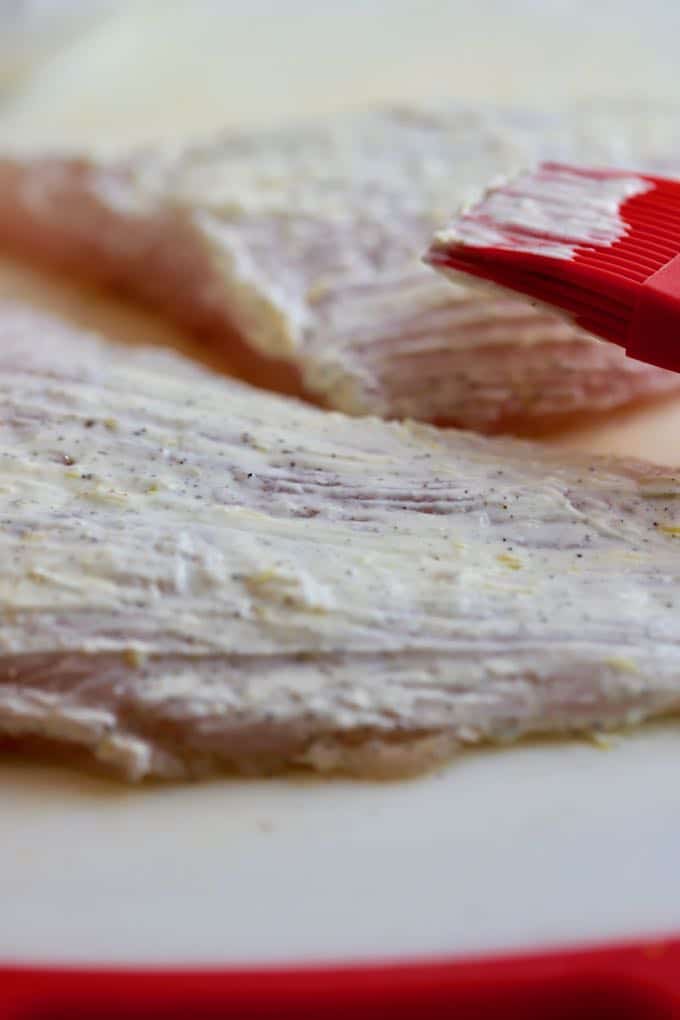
1,304,679,781
1,104,680,432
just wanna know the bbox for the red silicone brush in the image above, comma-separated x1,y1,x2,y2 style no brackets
425,162,680,373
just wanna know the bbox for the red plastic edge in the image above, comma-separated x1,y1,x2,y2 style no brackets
2,937,680,1019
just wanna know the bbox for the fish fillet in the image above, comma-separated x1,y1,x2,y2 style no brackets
1,303,680,781
1,103,680,432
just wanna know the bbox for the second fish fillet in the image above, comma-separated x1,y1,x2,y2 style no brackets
2,103,680,432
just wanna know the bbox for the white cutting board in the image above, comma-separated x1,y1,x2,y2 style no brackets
2,0,680,968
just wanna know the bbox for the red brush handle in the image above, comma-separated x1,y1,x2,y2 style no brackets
2,938,680,1019
628,253,680,373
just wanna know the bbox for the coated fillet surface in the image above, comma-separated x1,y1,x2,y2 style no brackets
1,305,680,780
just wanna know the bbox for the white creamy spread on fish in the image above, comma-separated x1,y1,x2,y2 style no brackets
1,304,680,780
2,102,680,430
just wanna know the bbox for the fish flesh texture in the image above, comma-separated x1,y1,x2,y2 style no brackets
2,104,680,432
1,303,679,780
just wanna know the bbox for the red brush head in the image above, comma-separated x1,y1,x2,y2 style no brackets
426,163,680,373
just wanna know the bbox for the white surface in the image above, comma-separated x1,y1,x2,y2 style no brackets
1,0,680,968
4,724,680,965
2,0,680,150
0,0,119,89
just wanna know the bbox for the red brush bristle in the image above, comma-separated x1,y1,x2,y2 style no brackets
426,163,680,372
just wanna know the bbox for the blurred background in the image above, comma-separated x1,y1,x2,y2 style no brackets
0,0,678,152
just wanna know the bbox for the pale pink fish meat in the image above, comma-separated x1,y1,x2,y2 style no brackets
2,104,680,432
1,303,680,781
